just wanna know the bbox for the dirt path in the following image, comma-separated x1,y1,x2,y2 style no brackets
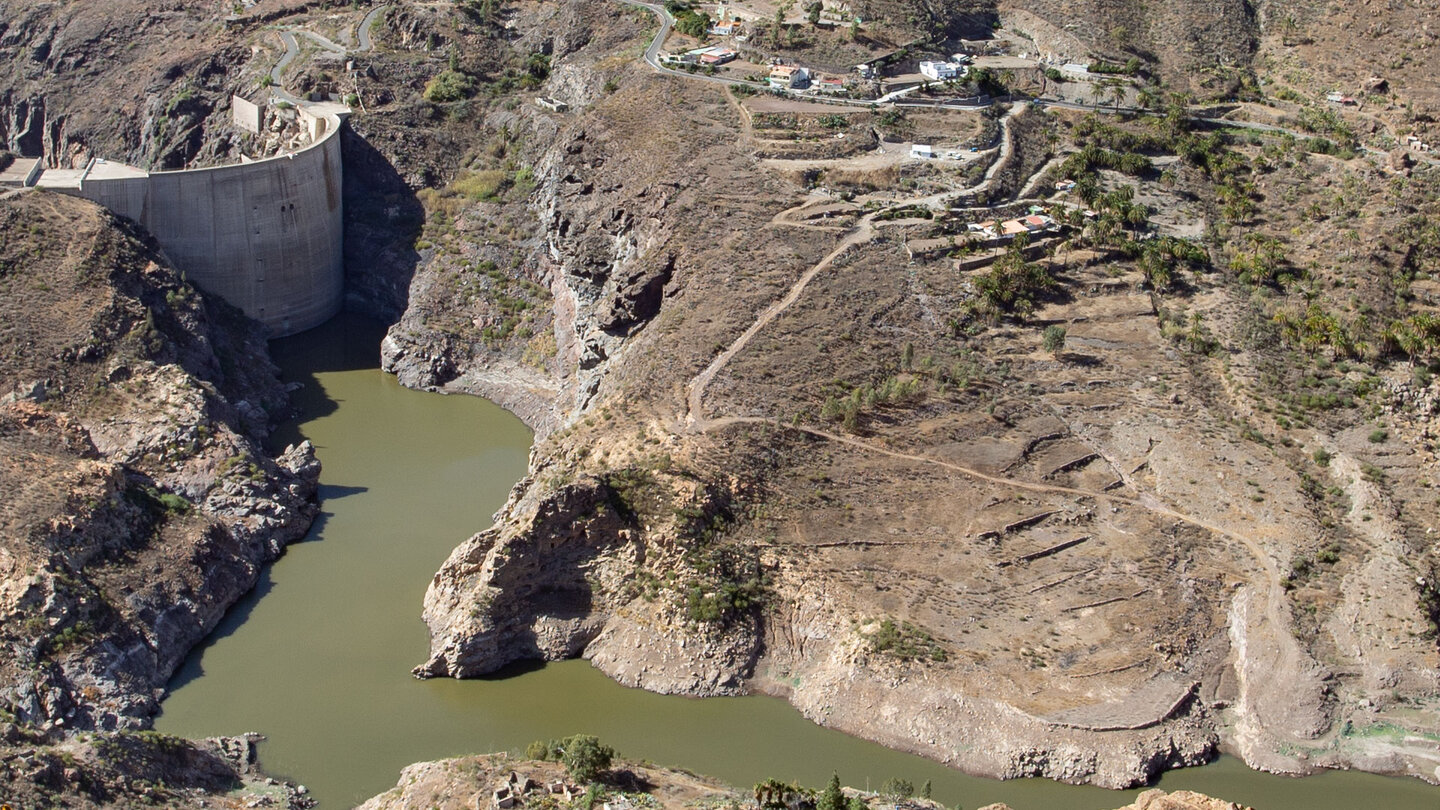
684,219,874,425
684,103,1027,428
669,59,1295,653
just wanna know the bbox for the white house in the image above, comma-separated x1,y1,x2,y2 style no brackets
919,61,961,81
911,144,936,159
769,65,810,89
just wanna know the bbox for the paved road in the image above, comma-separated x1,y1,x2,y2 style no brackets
269,32,303,105
356,4,389,52
297,29,347,54
268,3,390,108
616,0,774,90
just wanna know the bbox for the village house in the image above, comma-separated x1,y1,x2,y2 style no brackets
709,19,742,37
678,46,737,65
769,65,810,89
814,76,846,93
910,144,937,159
965,212,1059,242
919,60,962,81
700,47,738,65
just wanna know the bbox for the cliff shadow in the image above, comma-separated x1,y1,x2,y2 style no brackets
161,568,278,694
268,312,388,449
340,127,423,324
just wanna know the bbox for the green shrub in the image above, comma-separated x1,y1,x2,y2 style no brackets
451,169,508,200
1042,324,1067,355
561,735,614,783
866,618,947,662
424,69,476,102
1368,428,1389,443
879,779,913,799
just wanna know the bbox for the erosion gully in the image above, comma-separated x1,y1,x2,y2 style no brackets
155,315,1439,809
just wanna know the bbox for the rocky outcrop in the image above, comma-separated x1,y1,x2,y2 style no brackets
359,752,738,810
0,723,314,810
416,458,762,697
415,477,627,678
980,790,1253,810
357,750,1249,810
0,192,318,731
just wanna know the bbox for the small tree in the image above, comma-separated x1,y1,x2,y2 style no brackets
879,778,913,799
818,774,845,810
1042,325,1067,356
559,735,614,783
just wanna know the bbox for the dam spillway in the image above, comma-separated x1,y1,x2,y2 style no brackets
31,101,347,337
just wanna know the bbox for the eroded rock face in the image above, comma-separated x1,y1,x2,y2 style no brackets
981,789,1253,810
415,473,761,696
0,724,314,810
0,192,318,731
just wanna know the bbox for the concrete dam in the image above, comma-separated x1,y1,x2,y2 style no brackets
16,101,347,337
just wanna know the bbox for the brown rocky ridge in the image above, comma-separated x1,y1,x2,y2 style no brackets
356,750,1254,810
2,0,1440,800
0,191,319,805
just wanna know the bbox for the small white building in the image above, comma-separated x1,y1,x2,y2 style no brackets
911,144,936,159
919,61,961,81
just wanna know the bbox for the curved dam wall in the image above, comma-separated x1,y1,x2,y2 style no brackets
61,107,346,337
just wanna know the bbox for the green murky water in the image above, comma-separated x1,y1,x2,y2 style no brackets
156,315,1440,809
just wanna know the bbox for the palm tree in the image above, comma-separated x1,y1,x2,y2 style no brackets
1108,81,1128,112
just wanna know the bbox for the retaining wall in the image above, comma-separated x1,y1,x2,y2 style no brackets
62,107,346,337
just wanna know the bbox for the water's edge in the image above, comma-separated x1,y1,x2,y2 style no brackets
156,315,1440,810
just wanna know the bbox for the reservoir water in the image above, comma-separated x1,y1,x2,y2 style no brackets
156,315,1440,809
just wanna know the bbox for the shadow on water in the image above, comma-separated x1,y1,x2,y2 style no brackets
474,658,549,680
164,570,277,694
268,313,388,450
317,483,368,501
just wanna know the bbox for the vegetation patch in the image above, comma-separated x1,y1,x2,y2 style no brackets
861,618,947,662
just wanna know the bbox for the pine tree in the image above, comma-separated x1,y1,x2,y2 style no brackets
818,773,845,810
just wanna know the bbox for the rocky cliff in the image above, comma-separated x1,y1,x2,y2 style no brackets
355,749,1253,810
0,191,318,732
0,724,312,809
374,0,1440,791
